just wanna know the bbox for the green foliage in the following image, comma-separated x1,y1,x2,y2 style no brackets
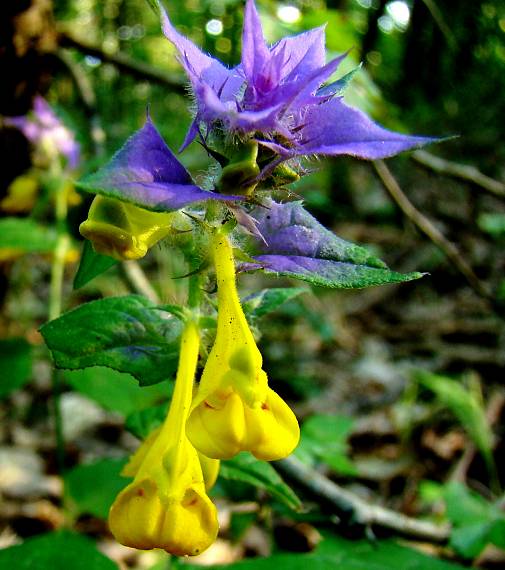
40,295,183,386
0,530,118,570
220,452,301,511
0,338,32,398
0,218,57,253
73,240,117,289
259,262,424,290
295,414,357,476
125,402,168,439
179,535,467,569
446,484,505,558
415,371,495,471
65,367,171,416
420,481,505,559
478,213,505,239
242,287,308,319
65,458,129,519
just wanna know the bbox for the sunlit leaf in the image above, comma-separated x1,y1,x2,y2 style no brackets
73,240,117,289
242,287,308,319
0,530,117,569
65,367,170,416
295,414,357,476
40,295,182,386
220,452,301,511
65,458,129,519
0,218,57,253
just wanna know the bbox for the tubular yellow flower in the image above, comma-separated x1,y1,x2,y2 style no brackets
186,231,300,461
79,195,176,260
108,320,219,556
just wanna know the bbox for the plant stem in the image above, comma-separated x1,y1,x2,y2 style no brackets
188,272,202,310
48,158,70,473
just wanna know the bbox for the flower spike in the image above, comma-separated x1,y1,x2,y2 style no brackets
186,230,300,461
159,0,437,162
109,320,219,556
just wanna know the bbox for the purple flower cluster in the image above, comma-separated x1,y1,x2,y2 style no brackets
78,0,436,214
161,0,435,162
6,96,80,169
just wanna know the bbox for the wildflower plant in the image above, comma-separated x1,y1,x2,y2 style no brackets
41,0,436,558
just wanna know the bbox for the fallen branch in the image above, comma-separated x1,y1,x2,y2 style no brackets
412,150,505,198
372,160,491,300
58,31,186,92
275,455,451,543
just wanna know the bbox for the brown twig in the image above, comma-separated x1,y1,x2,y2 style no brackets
58,31,186,92
372,159,491,300
412,150,505,198
275,455,451,543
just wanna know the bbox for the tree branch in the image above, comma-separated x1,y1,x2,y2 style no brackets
58,31,186,92
372,159,491,300
412,150,505,198
275,455,451,543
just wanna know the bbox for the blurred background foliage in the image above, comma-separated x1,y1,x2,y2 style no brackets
1,0,505,568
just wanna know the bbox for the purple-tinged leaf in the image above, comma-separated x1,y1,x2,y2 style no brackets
251,200,386,268
243,200,424,289
248,255,424,289
76,118,242,211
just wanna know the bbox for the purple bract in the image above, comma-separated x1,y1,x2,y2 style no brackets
160,0,436,160
77,117,242,212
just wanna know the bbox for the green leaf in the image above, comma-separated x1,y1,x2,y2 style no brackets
442,482,505,558
477,212,505,238
125,402,168,439
255,256,424,290
65,367,171,416
450,522,495,558
0,338,32,398
180,536,467,569
65,458,129,519
220,452,301,511
242,288,308,319
317,535,468,570
0,218,57,253
248,201,424,289
416,371,494,469
40,295,183,386
73,240,117,289
0,530,118,569
295,415,357,476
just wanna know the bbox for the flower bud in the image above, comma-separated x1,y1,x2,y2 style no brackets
79,195,175,260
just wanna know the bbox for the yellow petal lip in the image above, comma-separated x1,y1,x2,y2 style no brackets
79,219,147,260
79,195,174,261
108,477,218,556
187,386,300,461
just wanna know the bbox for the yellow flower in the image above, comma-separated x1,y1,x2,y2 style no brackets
79,195,176,260
109,320,219,556
186,231,299,461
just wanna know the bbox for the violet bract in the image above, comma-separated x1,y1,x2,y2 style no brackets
160,0,436,180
